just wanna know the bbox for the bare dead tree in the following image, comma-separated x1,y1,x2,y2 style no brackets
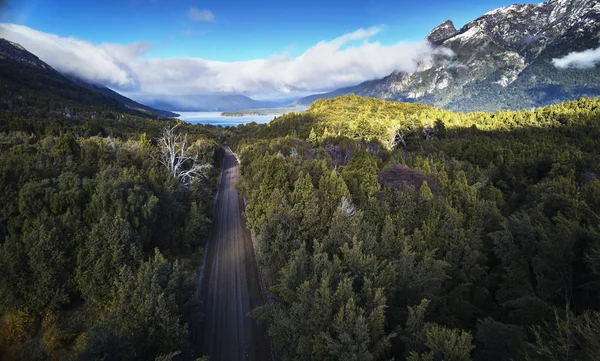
159,124,212,186
423,123,435,140
391,117,423,148
338,196,356,218
390,126,407,148
290,147,299,159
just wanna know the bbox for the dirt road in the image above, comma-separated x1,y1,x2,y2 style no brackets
201,147,270,361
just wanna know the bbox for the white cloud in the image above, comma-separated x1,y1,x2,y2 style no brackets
1,24,147,87
552,45,600,69
0,23,452,103
187,8,215,22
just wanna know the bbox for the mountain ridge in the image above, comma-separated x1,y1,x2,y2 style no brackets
297,0,600,111
291,79,380,106
426,20,458,45
68,76,179,118
0,38,177,118
142,94,283,112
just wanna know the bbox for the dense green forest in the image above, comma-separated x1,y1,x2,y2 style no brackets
3,72,600,361
0,79,224,360
229,95,600,360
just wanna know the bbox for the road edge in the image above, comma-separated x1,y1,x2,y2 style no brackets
230,150,275,305
197,146,225,294
231,149,277,361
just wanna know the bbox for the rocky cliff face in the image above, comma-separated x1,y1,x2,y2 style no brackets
314,0,600,111
426,20,458,45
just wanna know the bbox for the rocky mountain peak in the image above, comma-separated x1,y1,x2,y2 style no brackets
296,0,600,112
426,20,458,45
466,0,598,57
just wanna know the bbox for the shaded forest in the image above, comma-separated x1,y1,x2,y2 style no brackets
0,80,224,360
2,81,600,361
228,95,600,361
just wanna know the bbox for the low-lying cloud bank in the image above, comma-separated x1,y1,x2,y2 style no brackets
552,45,600,69
0,23,451,101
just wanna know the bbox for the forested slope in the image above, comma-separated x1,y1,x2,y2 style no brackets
230,95,600,360
0,52,225,359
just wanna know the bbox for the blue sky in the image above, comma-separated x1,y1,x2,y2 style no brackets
6,0,515,61
2,0,530,105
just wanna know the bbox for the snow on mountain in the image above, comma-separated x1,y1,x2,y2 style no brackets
306,0,600,111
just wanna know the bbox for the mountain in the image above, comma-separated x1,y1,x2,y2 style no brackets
143,94,281,112
426,20,458,45
299,0,600,111
291,80,379,106
0,38,131,115
68,77,179,118
0,38,176,118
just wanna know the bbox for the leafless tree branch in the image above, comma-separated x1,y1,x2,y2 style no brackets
159,124,212,186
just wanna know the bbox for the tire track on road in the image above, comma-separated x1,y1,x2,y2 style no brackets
201,147,270,361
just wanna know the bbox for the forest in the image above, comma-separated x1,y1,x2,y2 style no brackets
2,84,600,361
228,95,600,361
0,79,224,360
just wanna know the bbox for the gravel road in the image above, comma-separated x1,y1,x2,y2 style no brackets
201,147,270,361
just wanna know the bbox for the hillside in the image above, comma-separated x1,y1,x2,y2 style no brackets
0,38,224,361
68,76,179,118
0,38,175,118
229,94,600,360
144,94,281,112
291,79,379,106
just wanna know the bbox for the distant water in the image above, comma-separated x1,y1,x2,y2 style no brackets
175,111,275,127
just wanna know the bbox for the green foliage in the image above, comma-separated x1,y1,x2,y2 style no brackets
76,214,143,304
526,311,600,361
341,147,380,208
0,81,223,360
230,95,600,361
407,324,475,361
4,71,600,361
476,317,526,360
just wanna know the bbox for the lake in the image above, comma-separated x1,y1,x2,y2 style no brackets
175,111,276,126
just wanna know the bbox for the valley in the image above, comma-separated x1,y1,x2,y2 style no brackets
1,0,600,360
